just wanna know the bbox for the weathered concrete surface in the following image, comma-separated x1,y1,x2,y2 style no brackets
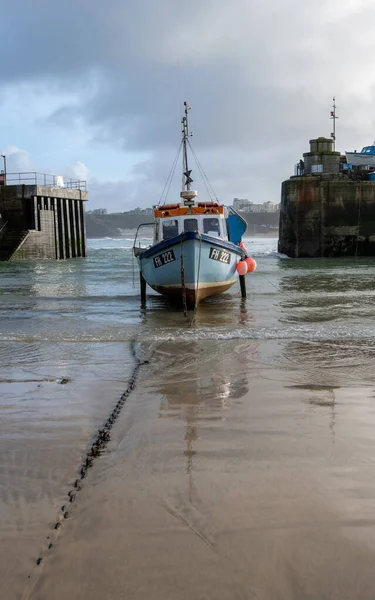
304,137,341,175
13,212,56,260
0,185,88,201
278,177,375,257
0,185,88,260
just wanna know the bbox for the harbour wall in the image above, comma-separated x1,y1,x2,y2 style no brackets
0,184,88,260
278,136,375,257
278,177,375,257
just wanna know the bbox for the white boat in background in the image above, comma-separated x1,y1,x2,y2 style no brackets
346,144,375,167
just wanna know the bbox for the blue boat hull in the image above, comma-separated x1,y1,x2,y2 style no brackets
137,232,242,305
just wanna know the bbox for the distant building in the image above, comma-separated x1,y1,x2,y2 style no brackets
128,207,153,215
249,201,279,213
233,198,252,211
233,198,279,213
91,208,107,215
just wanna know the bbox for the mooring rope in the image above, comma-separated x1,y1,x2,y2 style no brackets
255,268,280,292
180,234,188,318
158,140,183,206
189,232,202,327
180,232,202,325
187,139,218,202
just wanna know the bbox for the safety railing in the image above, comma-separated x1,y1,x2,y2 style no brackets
4,172,87,191
133,222,154,251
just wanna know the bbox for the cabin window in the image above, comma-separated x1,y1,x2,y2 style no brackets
184,218,198,232
203,217,220,237
162,219,179,239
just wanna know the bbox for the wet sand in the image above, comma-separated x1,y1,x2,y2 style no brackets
0,341,136,600
10,338,375,600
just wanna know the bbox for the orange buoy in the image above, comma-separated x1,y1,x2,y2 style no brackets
239,241,246,251
245,257,257,273
236,260,248,275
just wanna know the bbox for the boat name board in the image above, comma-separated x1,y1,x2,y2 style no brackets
153,249,176,268
209,247,231,264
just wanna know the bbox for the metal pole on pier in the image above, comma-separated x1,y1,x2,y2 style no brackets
1,155,6,185
330,97,338,151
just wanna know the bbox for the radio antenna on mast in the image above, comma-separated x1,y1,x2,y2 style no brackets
330,97,338,150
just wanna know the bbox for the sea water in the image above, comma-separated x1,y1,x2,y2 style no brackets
2,236,375,599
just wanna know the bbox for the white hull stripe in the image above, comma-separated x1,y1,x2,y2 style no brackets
153,280,237,290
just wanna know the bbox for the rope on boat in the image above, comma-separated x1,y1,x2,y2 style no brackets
158,140,183,206
190,232,202,327
187,139,218,203
180,234,188,317
180,232,202,325
132,251,136,288
255,268,279,292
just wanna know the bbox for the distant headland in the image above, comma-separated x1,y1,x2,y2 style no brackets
86,199,280,238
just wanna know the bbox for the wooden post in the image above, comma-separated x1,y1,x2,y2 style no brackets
140,272,146,303
239,274,246,298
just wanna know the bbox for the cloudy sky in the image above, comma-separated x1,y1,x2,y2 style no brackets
1,0,374,211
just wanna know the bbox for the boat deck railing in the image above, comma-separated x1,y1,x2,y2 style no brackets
133,222,154,250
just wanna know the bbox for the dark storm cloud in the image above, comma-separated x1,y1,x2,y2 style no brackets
2,0,375,208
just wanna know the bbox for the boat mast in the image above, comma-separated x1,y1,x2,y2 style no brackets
182,102,193,190
330,97,338,151
180,102,197,205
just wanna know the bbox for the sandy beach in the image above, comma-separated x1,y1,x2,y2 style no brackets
8,337,375,600
0,340,136,600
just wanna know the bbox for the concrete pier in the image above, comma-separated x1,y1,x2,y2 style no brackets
0,178,88,260
278,138,375,257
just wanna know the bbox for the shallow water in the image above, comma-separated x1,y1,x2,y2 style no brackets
1,236,375,599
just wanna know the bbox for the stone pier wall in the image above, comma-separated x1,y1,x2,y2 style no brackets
0,185,88,260
278,177,375,257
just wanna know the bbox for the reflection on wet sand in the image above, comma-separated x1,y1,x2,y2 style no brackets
184,407,198,503
287,382,338,443
158,344,250,504
21,338,375,600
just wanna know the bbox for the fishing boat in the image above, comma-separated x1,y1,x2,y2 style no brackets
346,144,375,167
133,103,251,307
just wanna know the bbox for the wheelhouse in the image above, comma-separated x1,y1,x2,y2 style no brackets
153,202,228,243
360,146,375,154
